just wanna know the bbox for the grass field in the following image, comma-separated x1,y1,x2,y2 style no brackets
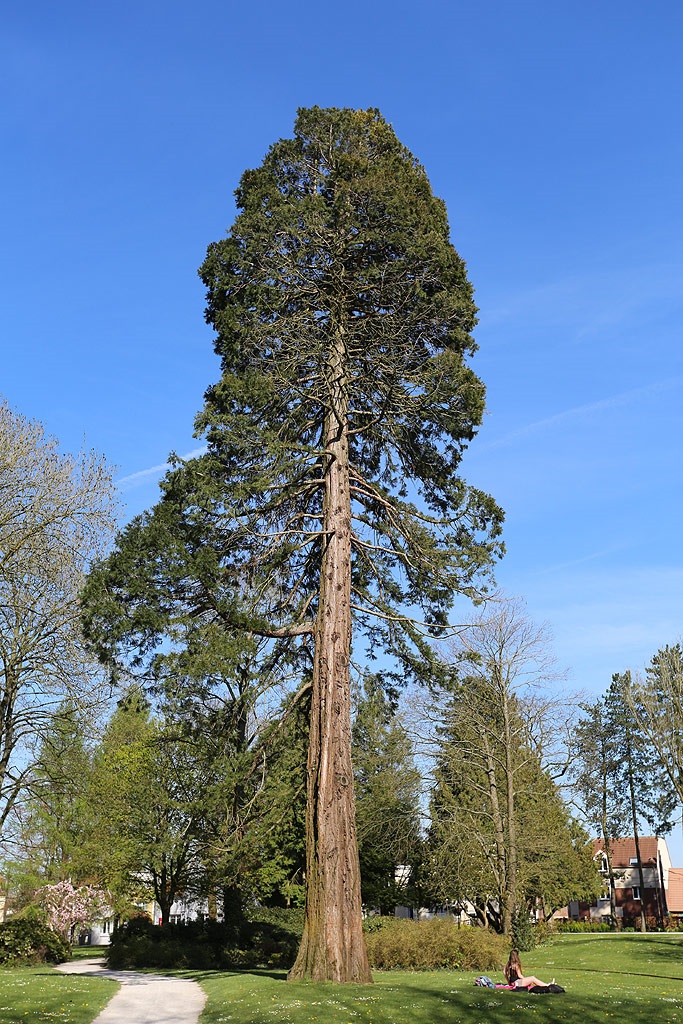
2,933,683,1024
191,934,683,1024
0,964,118,1024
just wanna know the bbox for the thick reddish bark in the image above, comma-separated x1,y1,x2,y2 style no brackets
288,366,371,983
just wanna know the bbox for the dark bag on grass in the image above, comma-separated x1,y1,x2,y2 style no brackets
529,983,565,994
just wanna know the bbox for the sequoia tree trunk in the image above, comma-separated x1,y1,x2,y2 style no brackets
288,339,371,983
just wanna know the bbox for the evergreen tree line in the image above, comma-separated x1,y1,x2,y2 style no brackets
5,605,683,939
572,646,683,932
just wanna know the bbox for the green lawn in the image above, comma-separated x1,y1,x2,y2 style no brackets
2,934,682,1024
189,934,683,1024
0,964,118,1024
71,944,109,961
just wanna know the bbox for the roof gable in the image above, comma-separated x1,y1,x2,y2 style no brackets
592,837,661,867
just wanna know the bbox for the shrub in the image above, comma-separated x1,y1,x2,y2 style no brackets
364,918,508,971
108,919,222,970
0,919,71,965
555,920,612,933
245,906,304,934
107,908,304,970
363,915,394,934
511,910,536,952
109,911,511,972
532,920,556,945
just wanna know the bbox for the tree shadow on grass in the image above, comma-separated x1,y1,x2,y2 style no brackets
564,934,683,977
396,985,680,1024
629,935,683,971
188,968,288,983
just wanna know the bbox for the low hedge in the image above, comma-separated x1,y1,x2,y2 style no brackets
363,917,509,971
108,910,509,973
555,920,613,933
0,919,71,965
107,908,303,970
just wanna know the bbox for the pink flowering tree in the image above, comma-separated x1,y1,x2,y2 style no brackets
35,880,110,942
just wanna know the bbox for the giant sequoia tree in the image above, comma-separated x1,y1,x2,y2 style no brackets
83,107,503,982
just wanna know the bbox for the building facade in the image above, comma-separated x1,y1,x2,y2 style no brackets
571,837,673,926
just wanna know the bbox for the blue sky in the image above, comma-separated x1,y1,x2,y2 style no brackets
3,4,683,732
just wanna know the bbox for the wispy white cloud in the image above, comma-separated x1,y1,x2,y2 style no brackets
529,544,633,577
480,263,683,334
478,376,683,452
117,447,208,489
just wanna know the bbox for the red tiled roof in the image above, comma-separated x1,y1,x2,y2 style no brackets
592,837,660,867
667,869,683,913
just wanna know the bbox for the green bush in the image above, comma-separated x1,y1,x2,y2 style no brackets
532,920,556,945
363,915,394,934
107,908,304,970
555,920,612,933
364,917,508,971
511,910,536,952
0,919,71,965
109,911,512,973
245,906,304,934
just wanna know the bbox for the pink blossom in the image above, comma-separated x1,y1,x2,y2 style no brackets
35,880,110,941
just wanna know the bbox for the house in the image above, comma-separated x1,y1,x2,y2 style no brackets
83,896,220,945
665,866,683,922
569,837,675,926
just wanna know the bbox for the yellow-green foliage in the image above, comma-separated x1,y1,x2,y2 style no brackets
364,917,508,971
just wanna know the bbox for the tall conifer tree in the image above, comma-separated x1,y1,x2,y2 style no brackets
83,107,503,982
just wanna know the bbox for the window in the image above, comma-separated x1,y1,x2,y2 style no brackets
632,886,641,901
630,857,638,866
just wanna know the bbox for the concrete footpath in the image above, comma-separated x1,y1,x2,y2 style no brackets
56,957,207,1024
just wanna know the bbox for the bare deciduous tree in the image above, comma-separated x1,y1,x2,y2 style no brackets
424,597,582,933
0,400,116,838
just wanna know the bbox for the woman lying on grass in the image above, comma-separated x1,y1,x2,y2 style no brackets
504,949,554,989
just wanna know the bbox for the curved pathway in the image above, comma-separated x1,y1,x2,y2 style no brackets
56,956,207,1024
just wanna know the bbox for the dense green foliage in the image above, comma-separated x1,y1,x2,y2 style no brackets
353,678,422,913
106,907,304,970
3,701,99,916
0,918,71,965
511,909,537,952
635,644,683,806
363,917,508,970
555,920,613,932
106,910,509,974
